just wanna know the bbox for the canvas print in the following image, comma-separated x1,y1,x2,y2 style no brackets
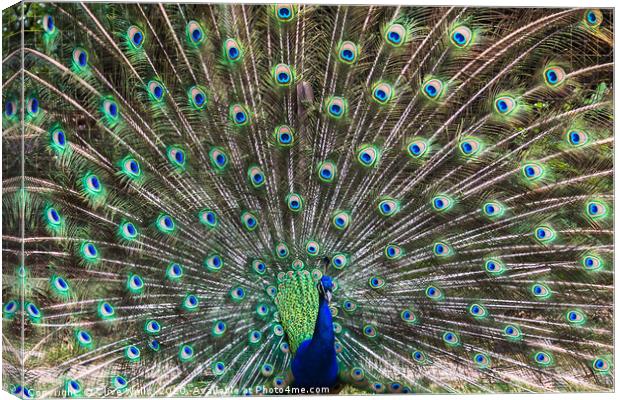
1,2,614,398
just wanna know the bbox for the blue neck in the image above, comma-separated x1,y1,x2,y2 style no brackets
312,296,335,348
291,293,338,388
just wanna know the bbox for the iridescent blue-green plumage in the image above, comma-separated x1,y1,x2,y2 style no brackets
1,3,614,397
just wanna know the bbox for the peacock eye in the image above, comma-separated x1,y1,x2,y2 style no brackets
119,221,139,240
98,301,115,319
343,299,357,312
425,285,443,300
27,96,40,116
186,20,205,45
274,125,295,147
377,198,400,217
521,162,545,181
199,209,218,228
126,274,144,294
275,4,295,21
229,103,250,126
400,309,417,323
384,23,407,47
156,213,176,233
120,156,141,178
350,367,365,381
204,253,224,272
412,349,428,364
125,345,141,361
468,303,488,319
331,253,349,270
178,344,195,362
371,82,394,104
147,80,165,102
224,38,243,62
83,173,102,195
592,357,611,374
368,276,385,289
325,96,348,119
586,200,608,220
431,194,454,212
167,146,186,169
256,303,269,317
241,211,259,231
534,225,556,244
533,351,553,367
459,136,483,156
433,241,453,257
51,275,70,295
3,300,18,317
384,244,404,260
331,210,351,230
273,324,284,337
25,303,41,322
422,78,444,100
182,294,200,311
275,242,290,259
66,380,82,396
273,63,294,86
305,240,320,257
212,361,226,376
144,319,161,335
482,201,505,218
72,48,89,69
450,26,473,48
248,330,262,344
484,258,506,275
252,259,267,275
337,41,359,64
442,330,460,346
42,14,56,34
261,363,275,377
212,320,227,336
584,9,603,28
273,376,285,388
494,95,517,115
531,282,551,299
208,147,229,171
247,165,266,189
102,98,119,121
166,262,184,280
4,99,17,118
45,206,62,227
564,131,589,150
80,241,99,262
363,324,378,338
317,160,337,182
544,66,566,87
406,137,430,159
581,254,603,271
566,309,587,325
356,144,381,168
473,353,491,369
266,285,277,298
112,375,128,391
285,193,304,212
127,26,144,49
188,86,207,109
75,330,92,347
503,324,523,341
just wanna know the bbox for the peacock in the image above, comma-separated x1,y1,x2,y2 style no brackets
1,2,614,397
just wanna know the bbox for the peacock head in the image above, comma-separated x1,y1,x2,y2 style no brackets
318,275,334,303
